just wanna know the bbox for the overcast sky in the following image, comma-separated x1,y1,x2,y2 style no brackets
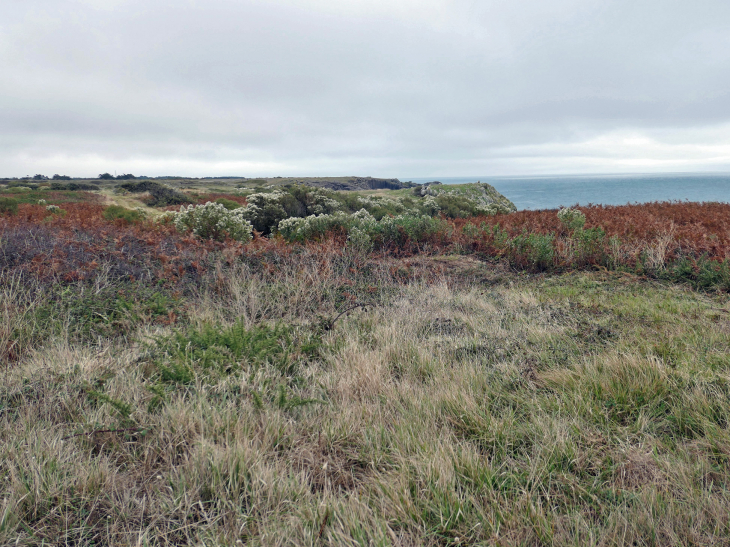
2,0,730,178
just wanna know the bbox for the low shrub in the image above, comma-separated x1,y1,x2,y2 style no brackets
509,232,555,269
102,205,145,223
214,197,242,210
0,197,19,215
50,182,100,191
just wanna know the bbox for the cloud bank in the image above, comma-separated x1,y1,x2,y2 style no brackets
2,0,730,177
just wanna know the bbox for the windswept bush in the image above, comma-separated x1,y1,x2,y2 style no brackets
119,180,190,207
235,187,344,234
166,202,253,242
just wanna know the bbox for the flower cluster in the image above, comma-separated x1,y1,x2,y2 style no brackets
46,204,61,213
37,199,47,205
165,202,253,242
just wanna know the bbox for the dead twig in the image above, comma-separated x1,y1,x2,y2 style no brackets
318,507,331,540
321,303,372,331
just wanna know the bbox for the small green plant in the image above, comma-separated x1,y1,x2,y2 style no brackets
0,197,19,215
102,205,145,223
557,207,586,231
510,232,555,269
152,321,308,384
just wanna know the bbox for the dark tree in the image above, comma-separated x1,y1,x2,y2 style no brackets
98,173,115,180
52,174,72,180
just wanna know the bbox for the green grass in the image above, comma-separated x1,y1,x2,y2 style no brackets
102,205,145,223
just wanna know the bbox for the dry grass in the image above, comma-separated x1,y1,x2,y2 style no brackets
2,248,730,545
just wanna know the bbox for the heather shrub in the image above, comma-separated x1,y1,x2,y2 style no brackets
167,202,253,242
0,197,19,215
102,205,145,223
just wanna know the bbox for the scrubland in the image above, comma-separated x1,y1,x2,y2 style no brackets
1,187,730,546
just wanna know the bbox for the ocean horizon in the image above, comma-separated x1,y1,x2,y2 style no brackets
403,172,730,211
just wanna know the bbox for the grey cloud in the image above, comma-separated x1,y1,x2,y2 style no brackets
2,0,730,176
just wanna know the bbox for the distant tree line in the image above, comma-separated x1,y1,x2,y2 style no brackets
10,173,142,181
99,173,138,180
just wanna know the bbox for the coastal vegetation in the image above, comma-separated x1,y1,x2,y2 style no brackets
1,178,729,545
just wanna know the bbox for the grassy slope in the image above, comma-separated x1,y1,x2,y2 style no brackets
2,252,730,545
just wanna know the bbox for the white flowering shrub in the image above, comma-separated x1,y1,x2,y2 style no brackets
346,226,373,254
169,202,253,242
557,208,586,231
356,195,406,216
476,203,513,216
422,196,440,216
46,204,61,213
278,212,351,242
278,207,441,248
304,188,343,215
237,192,288,234
37,199,47,205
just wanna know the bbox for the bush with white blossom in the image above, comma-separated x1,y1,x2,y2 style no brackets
166,202,253,242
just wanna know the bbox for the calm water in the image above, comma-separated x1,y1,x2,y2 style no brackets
404,173,730,211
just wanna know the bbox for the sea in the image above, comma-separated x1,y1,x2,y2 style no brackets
404,173,730,211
